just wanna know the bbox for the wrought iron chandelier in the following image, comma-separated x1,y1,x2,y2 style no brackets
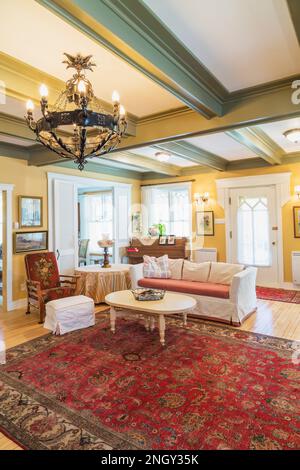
25,53,127,170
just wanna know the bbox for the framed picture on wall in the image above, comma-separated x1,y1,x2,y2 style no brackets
19,196,43,228
293,206,300,238
196,211,215,236
14,231,48,253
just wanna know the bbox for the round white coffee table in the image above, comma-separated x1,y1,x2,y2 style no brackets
105,290,196,346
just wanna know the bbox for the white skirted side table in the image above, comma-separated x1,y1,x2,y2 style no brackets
105,290,196,346
75,264,131,304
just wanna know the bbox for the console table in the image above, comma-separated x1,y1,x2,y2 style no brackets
126,237,188,264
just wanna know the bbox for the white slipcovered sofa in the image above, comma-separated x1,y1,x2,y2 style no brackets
129,260,257,326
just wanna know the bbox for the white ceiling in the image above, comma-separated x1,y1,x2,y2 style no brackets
128,147,197,167
259,117,300,153
0,0,182,117
187,133,255,161
143,0,300,91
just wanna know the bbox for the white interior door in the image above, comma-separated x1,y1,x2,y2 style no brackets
113,186,131,263
230,185,279,286
54,179,78,274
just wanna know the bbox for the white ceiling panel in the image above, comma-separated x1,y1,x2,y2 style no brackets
259,117,300,153
187,133,255,161
0,0,182,117
128,147,197,167
144,0,300,91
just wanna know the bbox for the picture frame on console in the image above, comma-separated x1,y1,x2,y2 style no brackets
159,235,167,245
196,210,215,236
167,235,176,245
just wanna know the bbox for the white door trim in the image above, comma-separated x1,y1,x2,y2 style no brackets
0,184,14,311
215,173,291,287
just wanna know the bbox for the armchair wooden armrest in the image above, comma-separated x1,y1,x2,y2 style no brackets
59,274,80,291
26,279,44,323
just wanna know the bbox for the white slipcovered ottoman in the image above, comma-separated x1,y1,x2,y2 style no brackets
44,295,95,335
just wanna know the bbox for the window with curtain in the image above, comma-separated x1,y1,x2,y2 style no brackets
80,191,113,252
141,183,191,236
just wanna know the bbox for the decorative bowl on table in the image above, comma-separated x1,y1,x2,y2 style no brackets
131,288,165,301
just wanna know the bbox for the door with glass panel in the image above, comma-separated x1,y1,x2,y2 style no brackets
229,186,278,286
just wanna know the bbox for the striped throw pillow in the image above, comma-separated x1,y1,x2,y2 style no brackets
143,255,171,279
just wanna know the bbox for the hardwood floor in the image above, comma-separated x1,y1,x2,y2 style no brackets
0,299,299,450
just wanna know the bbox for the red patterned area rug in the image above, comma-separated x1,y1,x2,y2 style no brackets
257,286,300,303
0,317,299,450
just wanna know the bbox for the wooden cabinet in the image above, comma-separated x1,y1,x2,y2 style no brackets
126,237,188,264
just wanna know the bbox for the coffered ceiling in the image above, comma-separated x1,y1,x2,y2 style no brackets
0,0,300,179
143,0,300,91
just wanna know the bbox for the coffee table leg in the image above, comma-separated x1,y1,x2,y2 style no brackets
110,307,116,333
158,314,165,346
183,312,187,327
145,316,150,331
150,316,155,332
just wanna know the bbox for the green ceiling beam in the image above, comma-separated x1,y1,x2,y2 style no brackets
287,0,300,45
103,151,182,176
0,142,30,160
37,0,224,117
152,141,227,171
226,127,283,165
55,160,142,179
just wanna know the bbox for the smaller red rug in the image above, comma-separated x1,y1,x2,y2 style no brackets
257,286,300,303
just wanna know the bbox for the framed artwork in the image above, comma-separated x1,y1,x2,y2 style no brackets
159,235,167,245
196,211,215,236
167,235,176,245
293,206,300,238
14,231,48,253
19,196,43,228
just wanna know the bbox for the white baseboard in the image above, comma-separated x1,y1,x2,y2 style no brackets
7,298,27,311
281,282,300,291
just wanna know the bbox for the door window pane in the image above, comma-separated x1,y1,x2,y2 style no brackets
237,197,270,266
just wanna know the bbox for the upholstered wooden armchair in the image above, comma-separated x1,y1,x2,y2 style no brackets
25,252,79,323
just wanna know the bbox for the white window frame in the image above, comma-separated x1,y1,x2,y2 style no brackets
141,182,192,237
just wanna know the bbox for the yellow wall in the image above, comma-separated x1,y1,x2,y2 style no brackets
0,156,141,302
2,155,300,305
143,162,300,283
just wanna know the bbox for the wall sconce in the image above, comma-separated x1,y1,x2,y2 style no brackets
295,186,300,199
194,192,209,204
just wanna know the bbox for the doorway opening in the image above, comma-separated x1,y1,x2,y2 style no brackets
78,185,114,266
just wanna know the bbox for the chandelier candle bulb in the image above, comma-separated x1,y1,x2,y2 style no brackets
26,99,34,112
77,80,86,95
112,90,120,103
39,84,48,98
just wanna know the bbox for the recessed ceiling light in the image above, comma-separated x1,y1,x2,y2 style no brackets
155,151,171,162
283,129,300,143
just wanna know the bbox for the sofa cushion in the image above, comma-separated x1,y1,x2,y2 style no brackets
169,258,184,280
182,260,211,282
137,278,230,299
208,262,244,285
143,254,171,279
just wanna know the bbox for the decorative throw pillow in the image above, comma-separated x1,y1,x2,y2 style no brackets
182,260,211,282
208,262,244,285
169,258,184,280
143,254,171,279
